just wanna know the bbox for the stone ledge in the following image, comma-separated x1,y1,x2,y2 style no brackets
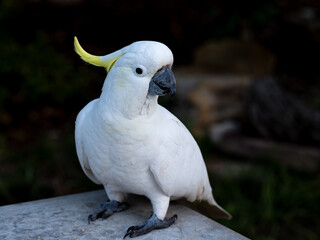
0,190,248,240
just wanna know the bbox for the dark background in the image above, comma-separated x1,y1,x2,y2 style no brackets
0,0,320,239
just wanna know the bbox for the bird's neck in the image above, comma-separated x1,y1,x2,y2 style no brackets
98,90,159,120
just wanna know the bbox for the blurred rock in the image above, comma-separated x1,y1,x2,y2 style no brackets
212,135,320,172
286,6,320,30
172,39,276,137
174,71,251,136
0,190,248,240
193,39,276,76
245,77,320,146
209,120,240,143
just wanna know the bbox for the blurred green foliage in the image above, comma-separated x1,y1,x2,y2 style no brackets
0,123,100,204
213,164,320,240
0,0,103,204
0,30,101,201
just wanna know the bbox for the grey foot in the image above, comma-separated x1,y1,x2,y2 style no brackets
124,214,177,238
88,200,128,223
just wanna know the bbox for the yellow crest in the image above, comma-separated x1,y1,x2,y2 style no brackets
74,36,122,72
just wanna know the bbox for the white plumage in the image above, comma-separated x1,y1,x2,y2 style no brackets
74,39,231,227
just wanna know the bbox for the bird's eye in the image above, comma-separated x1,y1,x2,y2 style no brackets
133,65,147,77
136,68,143,75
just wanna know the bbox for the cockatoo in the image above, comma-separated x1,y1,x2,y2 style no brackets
74,37,231,238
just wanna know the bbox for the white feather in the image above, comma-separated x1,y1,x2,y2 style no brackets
75,41,231,220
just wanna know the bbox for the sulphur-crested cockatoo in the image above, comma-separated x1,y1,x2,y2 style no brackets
74,37,231,238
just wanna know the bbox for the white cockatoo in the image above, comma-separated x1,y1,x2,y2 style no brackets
74,37,231,238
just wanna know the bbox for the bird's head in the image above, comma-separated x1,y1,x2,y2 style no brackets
74,37,176,98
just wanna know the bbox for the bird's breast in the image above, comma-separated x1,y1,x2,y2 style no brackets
85,116,157,195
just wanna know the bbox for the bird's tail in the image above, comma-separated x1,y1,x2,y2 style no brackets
178,194,232,220
206,195,232,220
199,180,232,219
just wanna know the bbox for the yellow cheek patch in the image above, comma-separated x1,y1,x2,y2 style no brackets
114,67,131,90
115,78,127,90
74,36,122,72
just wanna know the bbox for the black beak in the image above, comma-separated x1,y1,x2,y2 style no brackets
148,66,176,96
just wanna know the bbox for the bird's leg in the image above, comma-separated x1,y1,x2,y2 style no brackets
88,200,128,223
123,214,177,238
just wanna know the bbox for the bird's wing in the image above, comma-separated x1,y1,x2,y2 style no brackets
148,106,232,219
149,106,212,202
75,99,101,184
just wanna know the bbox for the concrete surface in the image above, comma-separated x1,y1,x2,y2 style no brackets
0,190,249,240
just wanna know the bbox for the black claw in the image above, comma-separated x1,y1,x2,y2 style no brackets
88,200,128,224
123,214,177,238
123,231,131,239
126,226,135,232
